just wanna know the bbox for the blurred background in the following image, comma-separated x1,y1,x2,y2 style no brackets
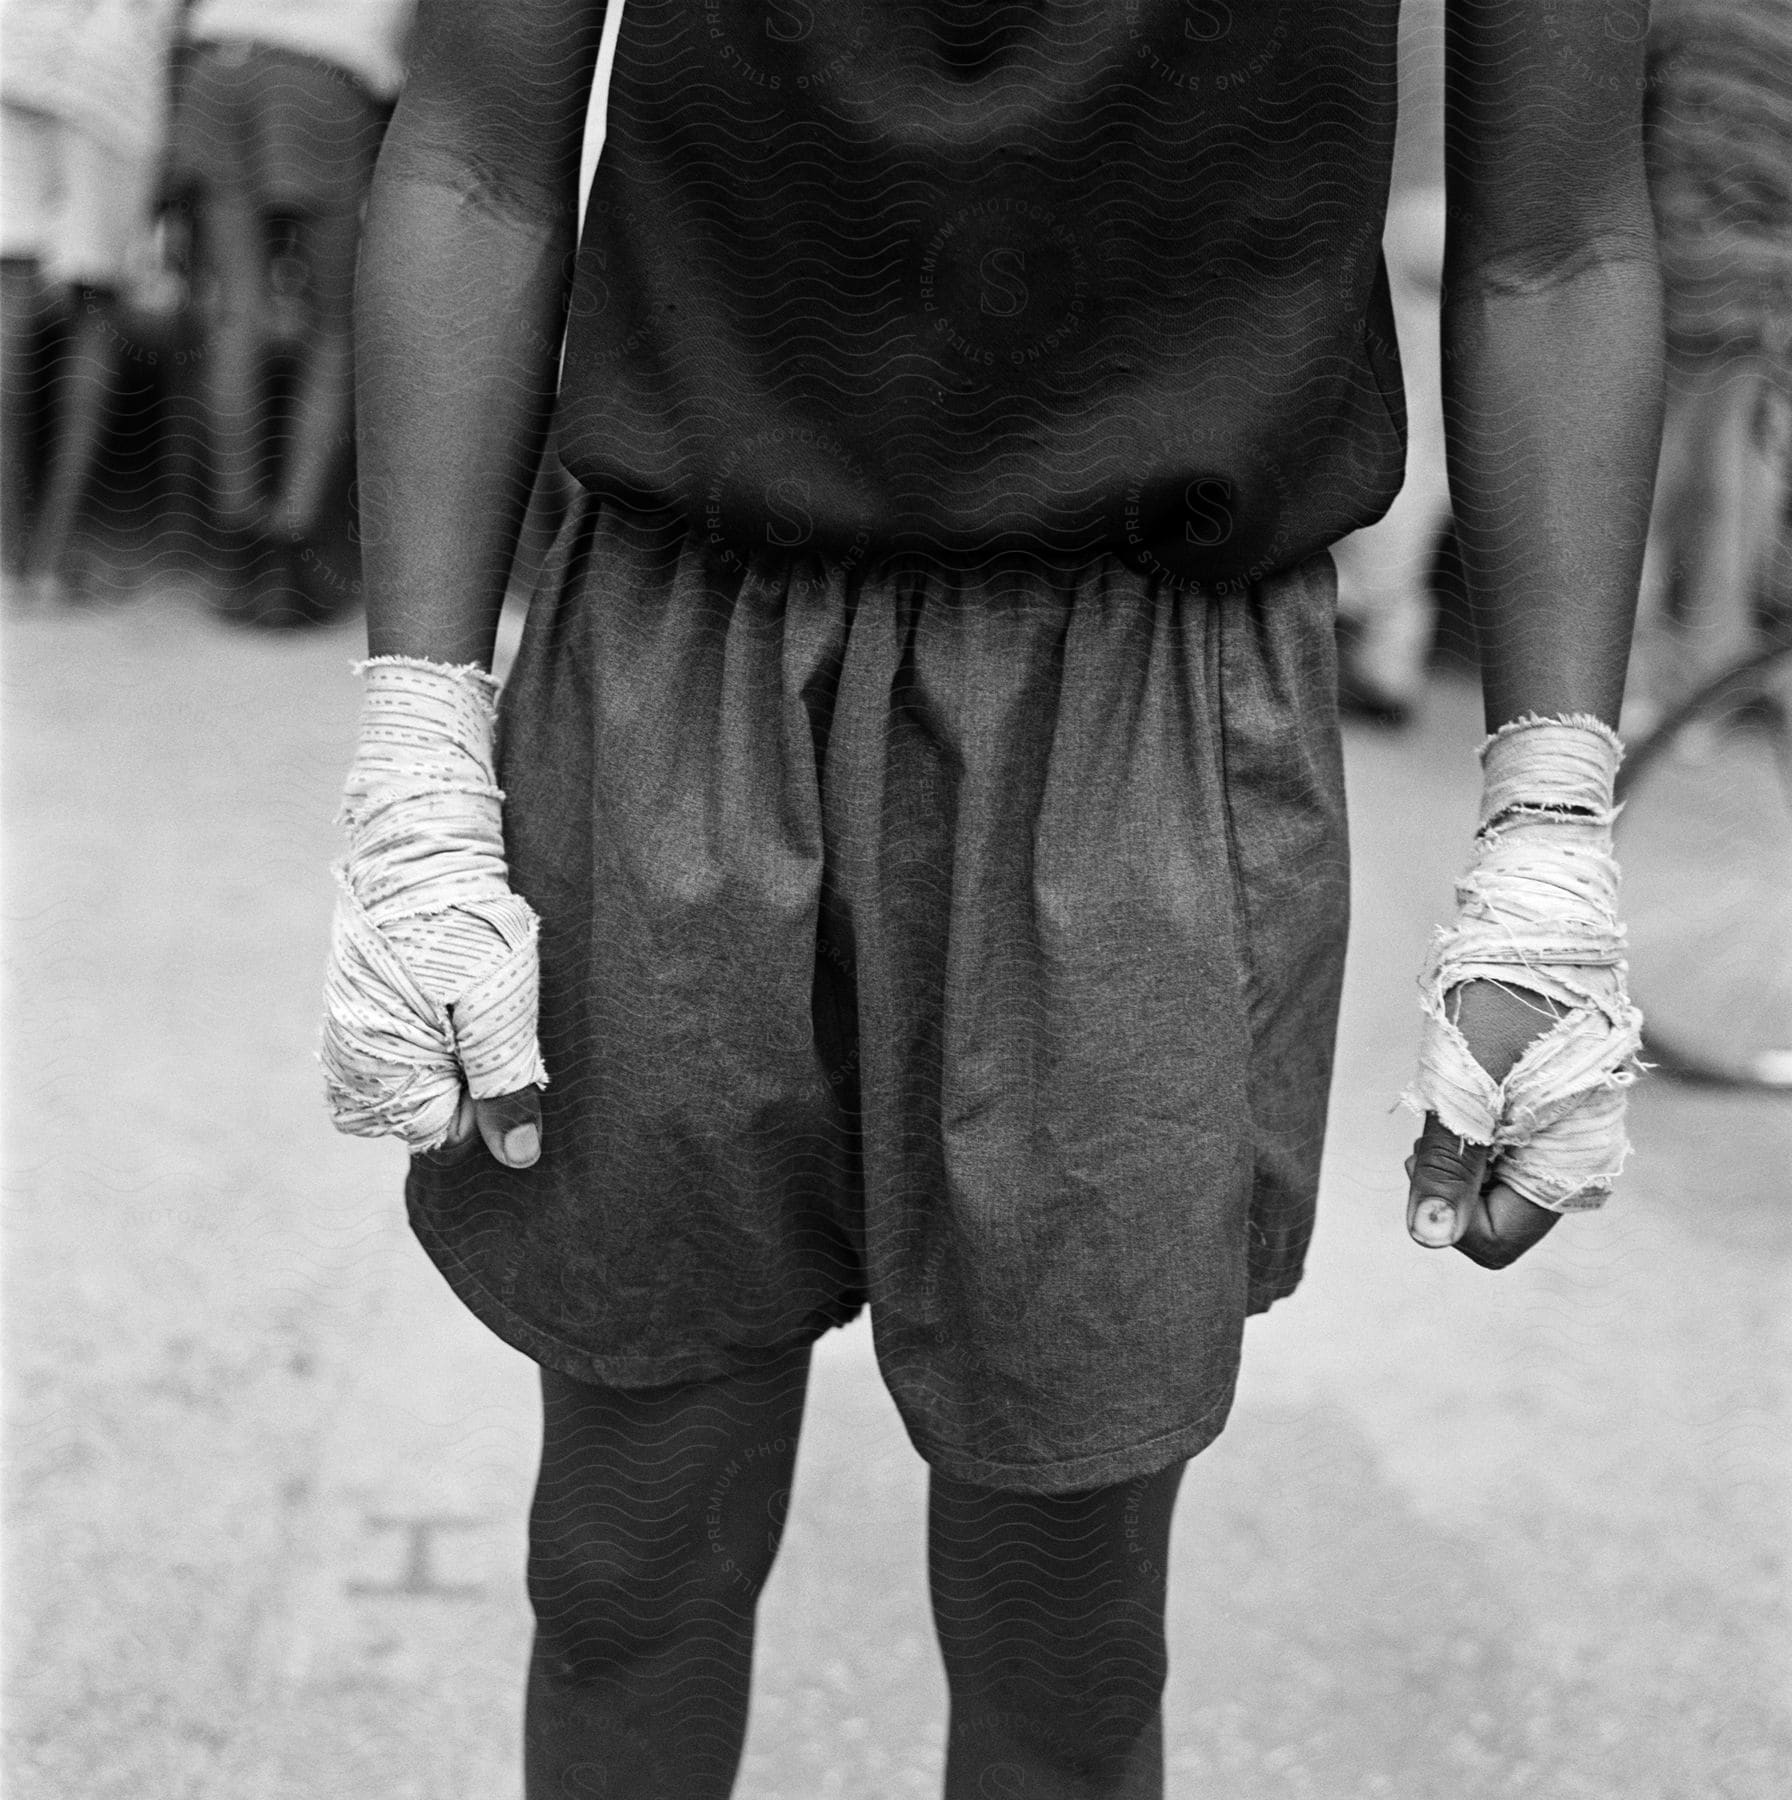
4,1,1789,1795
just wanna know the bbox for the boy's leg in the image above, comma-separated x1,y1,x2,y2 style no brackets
930,1458,1186,1799
524,1337,813,1800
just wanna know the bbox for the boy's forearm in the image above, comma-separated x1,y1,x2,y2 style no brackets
355,157,575,668
351,0,609,668
1437,0,1663,734
1440,250,1665,731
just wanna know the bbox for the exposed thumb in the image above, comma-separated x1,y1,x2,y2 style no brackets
474,1085,543,1169
1406,1112,1492,1248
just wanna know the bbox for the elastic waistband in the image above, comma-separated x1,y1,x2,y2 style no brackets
566,476,1334,603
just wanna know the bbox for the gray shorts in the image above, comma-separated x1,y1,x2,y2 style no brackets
406,489,1351,1493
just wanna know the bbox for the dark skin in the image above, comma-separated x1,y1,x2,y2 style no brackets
372,0,1662,1270
1404,0,1663,1264
356,5,1662,1790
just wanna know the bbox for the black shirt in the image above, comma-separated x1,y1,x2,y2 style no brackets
555,0,1408,587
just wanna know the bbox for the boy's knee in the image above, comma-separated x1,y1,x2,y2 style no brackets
958,1593,1170,1701
526,1353,809,1683
933,1468,1180,1772
527,1477,786,1680
938,1561,1172,1765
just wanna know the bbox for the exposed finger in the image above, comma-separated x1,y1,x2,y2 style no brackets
1453,1177,1562,1270
1406,1113,1492,1248
474,1084,543,1169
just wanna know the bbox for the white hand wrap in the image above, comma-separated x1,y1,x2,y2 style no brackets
319,656,549,1153
1401,714,1646,1211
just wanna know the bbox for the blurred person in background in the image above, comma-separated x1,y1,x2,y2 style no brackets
1,0,185,595
1627,0,1792,735
160,0,414,627
1331,0,1449,727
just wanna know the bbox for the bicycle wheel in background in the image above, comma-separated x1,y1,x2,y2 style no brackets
1616,643,1792,1090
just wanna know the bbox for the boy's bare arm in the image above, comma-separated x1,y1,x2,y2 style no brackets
1408,0,1663,1263
1440,0,1663,728
356,0,611,667
336,0,609,1171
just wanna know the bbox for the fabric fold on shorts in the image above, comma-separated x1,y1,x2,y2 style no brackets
405,489,1350,1494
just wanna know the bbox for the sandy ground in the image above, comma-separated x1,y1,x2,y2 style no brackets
4,579,1788,1798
